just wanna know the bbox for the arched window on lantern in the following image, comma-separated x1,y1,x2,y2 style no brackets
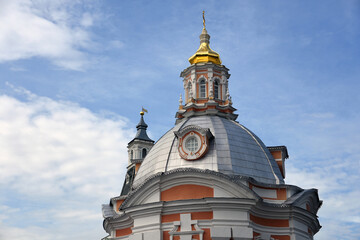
199,79,206,98
142,148,147,158
130,150,133,159
214,80,219,99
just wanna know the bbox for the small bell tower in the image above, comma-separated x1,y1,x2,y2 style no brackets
120,110,154,196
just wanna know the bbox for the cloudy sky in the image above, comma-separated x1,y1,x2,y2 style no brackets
0,0,359,239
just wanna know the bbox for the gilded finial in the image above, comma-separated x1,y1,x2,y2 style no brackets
188,11,222,65
140,107,148,115
202,10,206,29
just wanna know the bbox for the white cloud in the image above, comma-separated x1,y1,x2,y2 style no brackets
0,86,135,239
0,0,96,70
9,66,27,72
279,108,360,239
286,155,360,239
81,12,94,27
110,40,125,49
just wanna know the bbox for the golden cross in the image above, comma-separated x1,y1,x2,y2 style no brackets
202,10,206,29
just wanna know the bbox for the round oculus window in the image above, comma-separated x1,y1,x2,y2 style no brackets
185,136,199,152
177,129,211,161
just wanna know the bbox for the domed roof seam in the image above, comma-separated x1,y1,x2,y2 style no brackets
164,118,190,172
232,121,281,184
210,116,230,172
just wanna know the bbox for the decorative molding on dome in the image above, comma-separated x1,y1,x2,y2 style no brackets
174,125,213,139
174,125,214,161
175,101,238,124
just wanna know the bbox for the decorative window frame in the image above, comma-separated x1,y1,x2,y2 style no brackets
174,125,214,161
213,78,220,99
197,76,207,98
142,148,147,158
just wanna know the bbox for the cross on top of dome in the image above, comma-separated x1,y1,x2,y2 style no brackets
188,11,222,65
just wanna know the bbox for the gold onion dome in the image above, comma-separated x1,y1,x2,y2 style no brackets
188,13,222,65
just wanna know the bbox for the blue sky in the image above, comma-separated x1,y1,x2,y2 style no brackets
0,0,359,239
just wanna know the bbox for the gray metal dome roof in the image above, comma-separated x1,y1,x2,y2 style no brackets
133,115,284,188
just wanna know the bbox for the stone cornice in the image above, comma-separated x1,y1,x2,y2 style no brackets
180,62,230,79
104,168,322,235
103,212,133,234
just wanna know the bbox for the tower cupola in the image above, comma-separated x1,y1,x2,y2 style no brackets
176,12,237,123
132,111,153,143
121,110,154,196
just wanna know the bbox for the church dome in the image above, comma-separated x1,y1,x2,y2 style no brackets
133,115,284,188
102,14,322,240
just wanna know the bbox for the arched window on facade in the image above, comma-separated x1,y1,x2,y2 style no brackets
142,148,147,158
214,80,219,99
199,79,206,98
130,150,133,159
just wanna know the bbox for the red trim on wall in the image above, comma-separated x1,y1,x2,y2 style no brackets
116,199,124,211
161,211,213,223
270,150,282,159
271,235,290,240
115,227,132,237
250,214,289,227
161,184,214,201
163,228,211,240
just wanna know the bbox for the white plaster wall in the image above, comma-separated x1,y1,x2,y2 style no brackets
134,215,160,227
232,226,253,239
213,210,248,221
211,226,231,239
143,230,161,239
142,190,160,204
214,186,237,197
252,186,277,199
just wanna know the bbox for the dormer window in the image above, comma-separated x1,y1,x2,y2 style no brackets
199,79,206,98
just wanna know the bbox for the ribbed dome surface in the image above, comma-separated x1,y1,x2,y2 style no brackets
133,116,284,188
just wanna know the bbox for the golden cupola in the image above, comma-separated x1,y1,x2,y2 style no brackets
188,12,222,65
